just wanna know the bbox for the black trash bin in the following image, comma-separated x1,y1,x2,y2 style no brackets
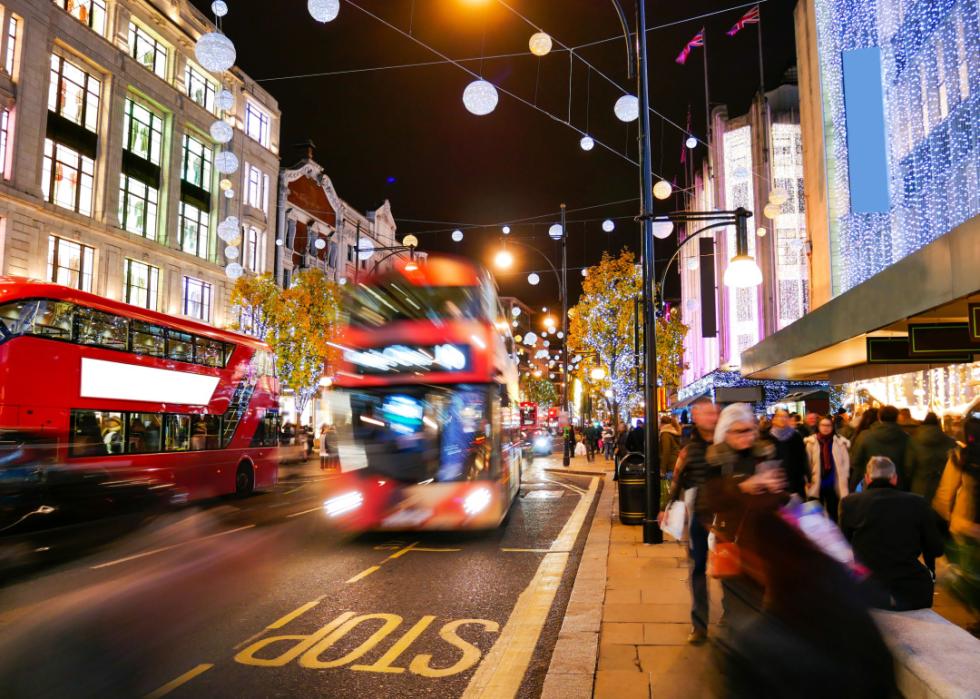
617,452,646,525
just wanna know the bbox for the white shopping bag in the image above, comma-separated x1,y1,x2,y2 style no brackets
663,499,688,541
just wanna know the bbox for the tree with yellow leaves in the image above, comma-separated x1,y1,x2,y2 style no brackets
568,250,688,424
231,269,342,417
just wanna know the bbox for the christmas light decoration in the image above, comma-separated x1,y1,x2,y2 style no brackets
511,306,521,317
463,80,499,116
211,1,228,17
528,273,540,285
314,238,326,250
529,31,553,57
225,262,244,280
219,178,233,191
652,217,674,239
614,95,639,122
452,229,464,242
581,268,588,277
602,219,615,232
217,216,239,242
580,136,595,151
195,32,236,73
215,150,239,174
224,189,235,199
210,119,233,144
224,245,239,259
308,0,340,23
357,238,375,261
653,180,673,200
216,89,234,112
402,234,418,247
686,136,698,149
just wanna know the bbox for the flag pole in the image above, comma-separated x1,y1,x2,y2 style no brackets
702,27,711,177
756,5,770,188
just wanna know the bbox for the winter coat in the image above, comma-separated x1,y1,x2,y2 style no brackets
669,428,713,518
766,428,809,499
933,448,980,539
625,425,645,454
659,425,681,474
904,425,956,503
849,421,911,491
804,434,851,499
840,482,944,611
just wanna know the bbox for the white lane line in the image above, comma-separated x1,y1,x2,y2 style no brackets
542,476,586,495
462,477,599,699
286,506,323,519
91,524,256,570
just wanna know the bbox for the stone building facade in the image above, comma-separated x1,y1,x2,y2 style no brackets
0,0,280,329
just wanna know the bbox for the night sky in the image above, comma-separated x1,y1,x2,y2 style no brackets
197,0,797,307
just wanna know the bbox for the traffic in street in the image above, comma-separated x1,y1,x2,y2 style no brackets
0,455,601,699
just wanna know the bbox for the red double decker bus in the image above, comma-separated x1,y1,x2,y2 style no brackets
0,277,281,501
326,255,522,530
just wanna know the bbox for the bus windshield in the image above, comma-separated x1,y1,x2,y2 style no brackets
346,281,483,327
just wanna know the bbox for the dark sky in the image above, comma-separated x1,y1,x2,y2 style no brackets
198,0,797,307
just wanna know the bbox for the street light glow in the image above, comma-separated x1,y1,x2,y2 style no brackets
494,249,514,269
723,254,764,288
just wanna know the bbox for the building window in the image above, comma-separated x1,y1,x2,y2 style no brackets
42,140,95,216
181,133,212,191
4,13,18,76
183,276,212,322
0,109,9,179
123,98,163,165
119,175,159,238
244,101,270,147
52,0,106,36
184,64,216,114
128,22,168,79
124,260,159,310
243,226,265,272
48,236,94,291
178,201,210,259
244,163,269,213
48,54,101,132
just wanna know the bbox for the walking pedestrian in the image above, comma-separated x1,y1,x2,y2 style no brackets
625,419,645,454
666,397,718,644
905,412,956,503
849,405,910,491
765,408,810,499
659,415,682,476
804,416,850,522
602,422,615,461
849,407,878,451
319,424,330,470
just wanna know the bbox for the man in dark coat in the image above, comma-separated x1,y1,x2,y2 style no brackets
849,405,911,491
765,408,809,499
840,456,944,611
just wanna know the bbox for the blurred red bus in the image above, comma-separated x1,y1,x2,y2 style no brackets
0,277,281,501
327,255,522,530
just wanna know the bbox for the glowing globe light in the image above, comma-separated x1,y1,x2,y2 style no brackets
590,367,606,381
339,277,347,285
580,136,594,151
764,202,781,220
653,180,672,200
757,226,767,237
402,234,419,247
512,320,518,327
462,79,498,116
224,245,239,259
614,94,639,122
217,216,239,241
451,229,464,242
357,237,375,261
602,219,615,232
528,31,552,57
314,238,326,250
524,332,538,346
511,306,521,317
686,136,698,149
652,217,674,239
219,178,233,191
502,225,511,234
543,340,551,348
527,272,540,286
216,89,234,112
556,331,564,339
210,119,233,144
548,224,563,240
275,238,284,246
211,1,228,17
225,262,244,280
308,0,340,23
224,188,235,199
723,255,763,288
581,268,588,277
494,249,514,269
215,150,239,174
195,32,236,73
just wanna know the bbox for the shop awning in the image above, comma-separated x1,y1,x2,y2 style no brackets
740,215,980,381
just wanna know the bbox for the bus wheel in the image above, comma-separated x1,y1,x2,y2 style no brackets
235,462,255,497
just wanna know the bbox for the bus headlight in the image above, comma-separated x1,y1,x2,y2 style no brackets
462,487,492,516
324,491,363,517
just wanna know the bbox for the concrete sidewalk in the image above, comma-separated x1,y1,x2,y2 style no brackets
542,473,723,699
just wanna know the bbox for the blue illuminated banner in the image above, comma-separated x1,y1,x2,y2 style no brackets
841,47,891,213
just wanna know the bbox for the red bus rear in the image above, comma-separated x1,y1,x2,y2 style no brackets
325,256,522,530
0,277,281,501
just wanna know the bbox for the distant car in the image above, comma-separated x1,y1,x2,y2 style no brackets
530,430,553,457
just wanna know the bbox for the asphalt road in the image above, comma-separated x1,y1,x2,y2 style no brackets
0,455,602,699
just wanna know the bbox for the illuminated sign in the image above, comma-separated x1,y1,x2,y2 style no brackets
344,344,471,375
80,357,220,405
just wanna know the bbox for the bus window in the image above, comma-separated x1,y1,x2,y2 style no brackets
131,321,166,358
166,331,194,363
70,410,125,455
190,415,221,450
194,337,225,368
0,300,38,339
251,408,280,447
76,308,128,351
33,300,74,340
128,413,162,453
164,414,191,451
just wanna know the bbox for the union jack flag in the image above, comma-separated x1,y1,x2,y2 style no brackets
726,5,760,37
675,29,705,65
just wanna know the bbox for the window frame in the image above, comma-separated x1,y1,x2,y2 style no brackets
184,63,217,114
181,132,213,192
244,101,271,148
182,276,212,323
48,53,101,133
47,236,94,292
123,259,160,311
119,174,159,239
4,12,19,76
127,21,169,80
42,139,96,216
178,201,211,259
52,0,107,36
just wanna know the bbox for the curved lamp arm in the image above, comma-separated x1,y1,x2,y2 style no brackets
501,239,564,300
657,221,733,308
